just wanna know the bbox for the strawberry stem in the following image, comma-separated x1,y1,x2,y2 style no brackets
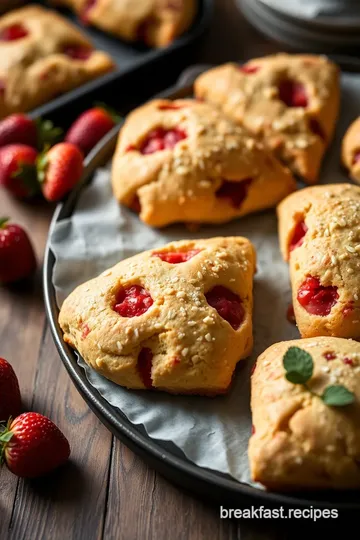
93,101,122,123
0,217,9,229
36,118,63,151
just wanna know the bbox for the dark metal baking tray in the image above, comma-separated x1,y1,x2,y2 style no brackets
20,0,214,126
43,63,360,512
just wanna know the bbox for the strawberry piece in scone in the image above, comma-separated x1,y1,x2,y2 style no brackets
0,5,114,119
195,54,340,184
59,237,256,396
277,184,360,339
111,98,296,227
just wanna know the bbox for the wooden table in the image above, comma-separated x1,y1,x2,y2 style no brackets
0,2,328,538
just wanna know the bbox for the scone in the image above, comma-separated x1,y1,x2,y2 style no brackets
59,237,256,395
195,54,340,184
51,0,197,48
249,337,360,490
111,98,296,227
277,184,360,339
0,5,114,118
342,117,360,184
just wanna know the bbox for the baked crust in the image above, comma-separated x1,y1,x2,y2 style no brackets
51,0,197,47
59,237,256,395
0,5,114,118
277,184,360,339
111,98,296,227
342,117,360,184
194,54,340,184
249,337,360,490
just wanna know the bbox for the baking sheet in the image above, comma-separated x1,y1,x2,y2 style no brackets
49,72,358,486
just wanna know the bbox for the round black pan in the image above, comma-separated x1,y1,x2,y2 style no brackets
44,71,360,512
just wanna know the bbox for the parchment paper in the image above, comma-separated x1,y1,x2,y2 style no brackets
49,73,357,486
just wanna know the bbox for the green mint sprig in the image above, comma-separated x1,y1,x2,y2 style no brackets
283,346,355,407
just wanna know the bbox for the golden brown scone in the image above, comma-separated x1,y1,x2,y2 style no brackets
59,237,256,395
195,54,340,184
277,184,360,339
51,0,197,48
0,5,114,118
111,98,296,228
342,117,360,184
249,337,360,491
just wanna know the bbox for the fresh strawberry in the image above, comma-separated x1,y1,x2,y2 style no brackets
0,114,37,148
38,143,84,202
65,106,119,155
0,358,21,422
0,114,62,151
0,144,39,198
0,218,37,284
0,412,70,478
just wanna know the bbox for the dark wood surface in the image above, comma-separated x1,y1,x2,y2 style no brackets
0,2,307,539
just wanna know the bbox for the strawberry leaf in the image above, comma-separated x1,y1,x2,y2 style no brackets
36,118,63,150
93,101,122,123
0,217,9,229
12,162,40,196
322,385,355,407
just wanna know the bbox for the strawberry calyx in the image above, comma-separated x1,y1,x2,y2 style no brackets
0,217,9,229
0,418,14,465
36,150,49,184
93,101,122,124
12,161,40,197
35,118,63,151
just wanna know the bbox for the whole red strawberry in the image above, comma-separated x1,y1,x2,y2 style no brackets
38,142,83,202
65,106,119,155
0,218,37,284
0,358,21,422
0,412,70,478
0,114,63,151
0,144,39,198
0,114,37,148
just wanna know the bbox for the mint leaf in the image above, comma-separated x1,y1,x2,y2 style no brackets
283,346,313,384
322,385,355,407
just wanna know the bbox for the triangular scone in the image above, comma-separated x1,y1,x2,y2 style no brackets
195,54,340,184
59,237,256,396
250,337,360,490
51,0,196,48
0,5,114,118
277,184,360,339
111,99,295,227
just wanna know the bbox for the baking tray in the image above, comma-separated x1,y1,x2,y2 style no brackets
16,0,214,126
43,64,360,513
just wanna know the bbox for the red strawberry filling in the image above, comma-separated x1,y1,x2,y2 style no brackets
323,351,336,361
0,80,5,97
297,276,338,316
81,324,90,339
205,286,244,330
129,195,141,213
278,80,308,108
353,151,360,165
239,64,259,74
343,357,354,366
62,45,92,60
0,24,28,41
152,249,200,264
139,127,187,155
216,178,252,208
80,0,97,24
158,103,184,111
286,303,296,325
309,118,326,141
251,425,256,435
289,220,308,253
137,348,153,389
114,285,153,317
